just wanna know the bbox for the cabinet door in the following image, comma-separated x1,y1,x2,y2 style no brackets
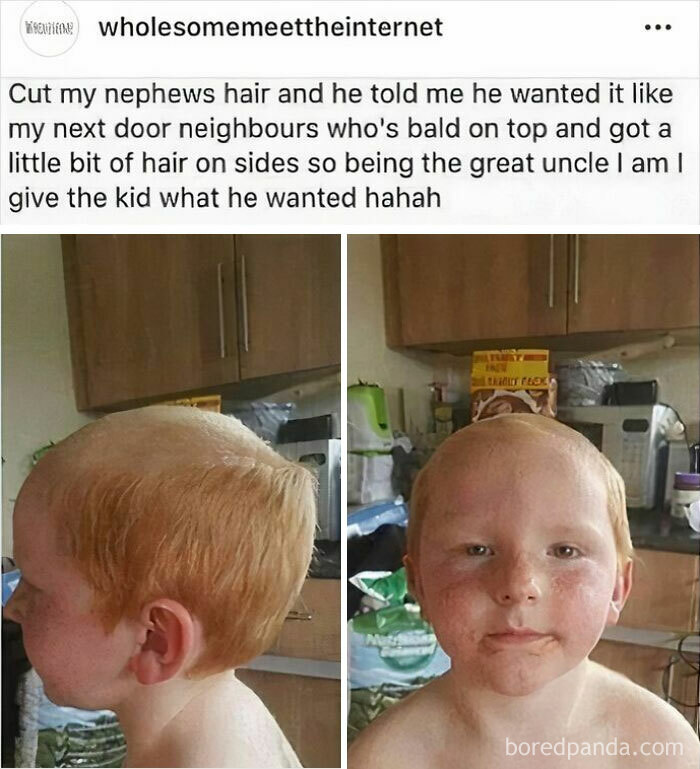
387,235,568,346
235,235,341,379
236,670,341,769
268,579,341,662
619,549,699,633
64,235,239,410
567,235,700,333
590,640,698,728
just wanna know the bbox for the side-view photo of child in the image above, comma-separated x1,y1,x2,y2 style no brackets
349,413,700,768
4,405,317,768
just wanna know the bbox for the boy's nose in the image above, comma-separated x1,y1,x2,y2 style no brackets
493,560,543,605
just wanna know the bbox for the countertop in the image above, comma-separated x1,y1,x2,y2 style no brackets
628,508,700,555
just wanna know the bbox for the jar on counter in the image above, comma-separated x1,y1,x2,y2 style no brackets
671,473,700,528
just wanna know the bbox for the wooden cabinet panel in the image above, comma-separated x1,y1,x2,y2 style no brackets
236,235,341,379
236,670,340,769
568,235,700,334
238,580,340,766
620,549,699,633
269,579,340,662
386,235,568,346
63,235,239,410
381,234,700,351
590,640,698,728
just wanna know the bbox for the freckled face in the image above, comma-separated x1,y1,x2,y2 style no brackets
413,437,619,696
3,469,135,709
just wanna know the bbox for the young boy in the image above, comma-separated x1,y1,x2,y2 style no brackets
349,413,700,769
5,405,317,768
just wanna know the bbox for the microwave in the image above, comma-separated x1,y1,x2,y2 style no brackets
557,405,677,510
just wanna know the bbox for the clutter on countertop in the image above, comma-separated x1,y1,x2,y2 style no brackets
556,360,624,406
471,349,557,421
628,507,700,554
348,524,407,619
347,500,408,540
670,474,700,531
160,394,222,412
225,400,295,443
348,382,395,505
309,540,341,579
347,565,450,742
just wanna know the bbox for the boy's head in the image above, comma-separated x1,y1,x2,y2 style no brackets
5,406,316,708
405,413,633,697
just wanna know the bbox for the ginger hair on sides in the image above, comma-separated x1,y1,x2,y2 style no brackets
407,414,634,572
44,411,317,677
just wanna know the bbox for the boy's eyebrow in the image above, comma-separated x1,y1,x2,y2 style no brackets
545,522,606,538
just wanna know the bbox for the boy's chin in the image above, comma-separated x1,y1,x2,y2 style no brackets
481,662,563,697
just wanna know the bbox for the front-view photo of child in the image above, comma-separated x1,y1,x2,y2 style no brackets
4,405,316,768
349,414,700,768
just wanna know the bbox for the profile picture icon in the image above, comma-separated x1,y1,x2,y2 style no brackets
20,0,79,57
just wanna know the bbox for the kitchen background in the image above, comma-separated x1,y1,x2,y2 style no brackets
1,234,341,769
347,234,700,740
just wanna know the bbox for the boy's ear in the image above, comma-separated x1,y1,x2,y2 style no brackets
403,554,429,622
128,599,196,685
606,559,633,626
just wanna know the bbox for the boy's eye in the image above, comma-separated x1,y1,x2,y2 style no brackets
465,544,493,556
550,544,582,559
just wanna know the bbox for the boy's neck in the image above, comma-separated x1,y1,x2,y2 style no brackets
114,669,236,767
446,658,592,744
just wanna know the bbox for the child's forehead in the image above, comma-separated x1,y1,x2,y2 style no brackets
422,428,609,524
431,424,588,483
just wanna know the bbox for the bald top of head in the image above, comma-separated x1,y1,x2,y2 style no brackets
38,405,285,480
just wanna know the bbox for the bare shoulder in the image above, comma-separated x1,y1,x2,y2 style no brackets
169,675,301,768
588,661,700,768
349,677,451,769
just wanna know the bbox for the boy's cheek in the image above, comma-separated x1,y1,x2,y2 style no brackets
550,571,617,642
421,572,488,642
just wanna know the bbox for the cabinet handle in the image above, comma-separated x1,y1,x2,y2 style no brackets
240,254,250,353
285,610,314,621
574,235,581,304
548,235,555,308
286,594,313,621
216,262,226,358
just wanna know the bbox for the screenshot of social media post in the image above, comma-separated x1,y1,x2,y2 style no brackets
1,0,698,225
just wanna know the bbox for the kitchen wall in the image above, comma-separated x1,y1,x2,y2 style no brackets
350,234,700,444
2,235,95,555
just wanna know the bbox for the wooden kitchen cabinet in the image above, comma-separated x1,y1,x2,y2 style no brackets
567,235,700,334
383,235,568,347
619,549,699,633
590,548,700,728
63,235,239,410
236,235,341,380
238,579,341,768
590,640,698,728
63,234,340,410
268,578,341,662
236,670,340,769
381,235,700,351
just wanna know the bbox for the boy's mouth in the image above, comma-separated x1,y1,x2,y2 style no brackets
483,628,554,649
